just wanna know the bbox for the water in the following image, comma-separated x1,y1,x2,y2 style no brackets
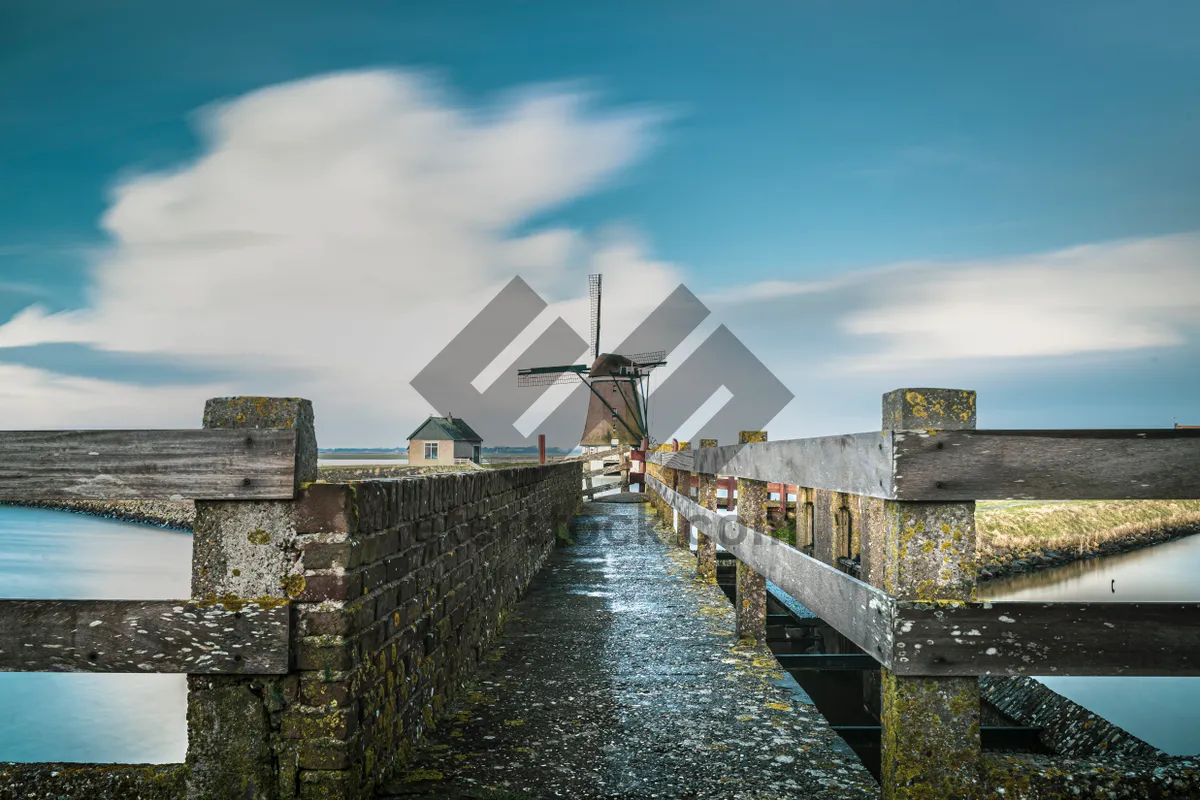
0,506,191,763
981,532,1200,755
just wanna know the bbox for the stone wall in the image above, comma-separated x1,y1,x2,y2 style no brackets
283,463,580,799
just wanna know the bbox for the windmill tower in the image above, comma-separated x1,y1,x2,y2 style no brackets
516,274,665,447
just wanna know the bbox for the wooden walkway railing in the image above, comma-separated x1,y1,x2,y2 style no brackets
647,387,1200,799
0,396,311,798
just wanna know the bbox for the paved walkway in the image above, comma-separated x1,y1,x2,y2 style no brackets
378,500,878,799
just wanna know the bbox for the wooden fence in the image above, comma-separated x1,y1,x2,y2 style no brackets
647,387,1200,799
0,396,311,799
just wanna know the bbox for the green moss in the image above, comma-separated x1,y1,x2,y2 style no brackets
281,574,306,598
195,594,291,611
246,528,271,545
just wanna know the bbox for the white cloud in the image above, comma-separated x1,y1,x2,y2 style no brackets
0,364,231,429
0,70,678,444
837,234,1200,371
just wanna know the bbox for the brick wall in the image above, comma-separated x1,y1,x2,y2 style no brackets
281,463,580,799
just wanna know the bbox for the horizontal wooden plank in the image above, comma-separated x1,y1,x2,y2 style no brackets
0,600,290,674
652,428,1199,501
688,434,896,498
893,428,1200,500
649,475,894,666
648,450,694,471
0,429,298,500
892,601,1200,677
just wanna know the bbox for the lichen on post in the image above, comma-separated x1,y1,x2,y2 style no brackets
673,440,691,549
186,397,316,800
695,439,718,582
876,388,982,800
735,430,768,643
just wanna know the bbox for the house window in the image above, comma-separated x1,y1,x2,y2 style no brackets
424,441,438,460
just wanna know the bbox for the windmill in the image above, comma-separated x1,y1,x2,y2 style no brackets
516,274,665,447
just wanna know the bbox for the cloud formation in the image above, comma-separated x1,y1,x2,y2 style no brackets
837,233,1200,371
0,70,680,441
2,68,1198,443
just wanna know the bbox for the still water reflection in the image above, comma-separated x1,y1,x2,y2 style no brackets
980,532,1200,756
0,506,191,763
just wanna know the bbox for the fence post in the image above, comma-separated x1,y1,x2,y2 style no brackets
696,439,718,582
877,388,981,800
185,397,317,800
538,433,546,465
673,440,691,548
735,430,767,642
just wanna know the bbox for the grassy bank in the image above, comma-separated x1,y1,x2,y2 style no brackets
976,500,1200,577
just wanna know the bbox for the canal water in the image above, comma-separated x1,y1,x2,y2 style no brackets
0,506,191,763
980,531,1200,756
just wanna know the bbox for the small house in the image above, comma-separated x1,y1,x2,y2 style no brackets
407,414,483,466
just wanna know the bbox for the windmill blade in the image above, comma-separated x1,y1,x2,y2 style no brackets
517,370,584,387
516,363,588,387
588,274,602,361
621,350,667,369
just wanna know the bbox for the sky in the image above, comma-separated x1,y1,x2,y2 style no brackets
2,0,1199,446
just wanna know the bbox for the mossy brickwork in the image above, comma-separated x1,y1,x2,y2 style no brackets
875,389,982,800
734,430,768,643
283,464,579,799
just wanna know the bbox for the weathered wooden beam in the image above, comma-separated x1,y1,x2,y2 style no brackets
654,427,1200,501
648,449,694,472
0,600,289,674
893,428,1200,500
658,434,896,498
0,429,299,500
648,475,895,666
892,601,1200,677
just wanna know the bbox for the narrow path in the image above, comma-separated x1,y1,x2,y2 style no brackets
378,501,878,799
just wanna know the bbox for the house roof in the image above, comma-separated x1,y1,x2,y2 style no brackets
406,415,483,443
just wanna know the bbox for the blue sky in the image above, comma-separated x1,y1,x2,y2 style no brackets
2,1,1198,444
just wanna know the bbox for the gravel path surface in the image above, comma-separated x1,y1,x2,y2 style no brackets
379,501,877,799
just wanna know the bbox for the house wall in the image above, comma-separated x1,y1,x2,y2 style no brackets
407,439,453,466
452,440,476,461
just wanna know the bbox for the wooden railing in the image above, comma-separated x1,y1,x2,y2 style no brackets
647,387,1200,799
0,396,311,798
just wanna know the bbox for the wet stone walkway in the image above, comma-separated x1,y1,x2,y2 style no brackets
378,500,878,799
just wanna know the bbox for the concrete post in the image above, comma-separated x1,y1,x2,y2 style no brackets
797,488,814,549
673,440,691,548
876,389,981,800
186,397,317,800
696,439,718,582
735,430,767,643
638,437,648,494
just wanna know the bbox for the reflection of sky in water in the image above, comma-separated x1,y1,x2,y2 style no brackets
0,506,191,763
982,533,1200,755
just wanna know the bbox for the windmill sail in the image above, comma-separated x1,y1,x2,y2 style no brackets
516,273,664,447
588,273,602,361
